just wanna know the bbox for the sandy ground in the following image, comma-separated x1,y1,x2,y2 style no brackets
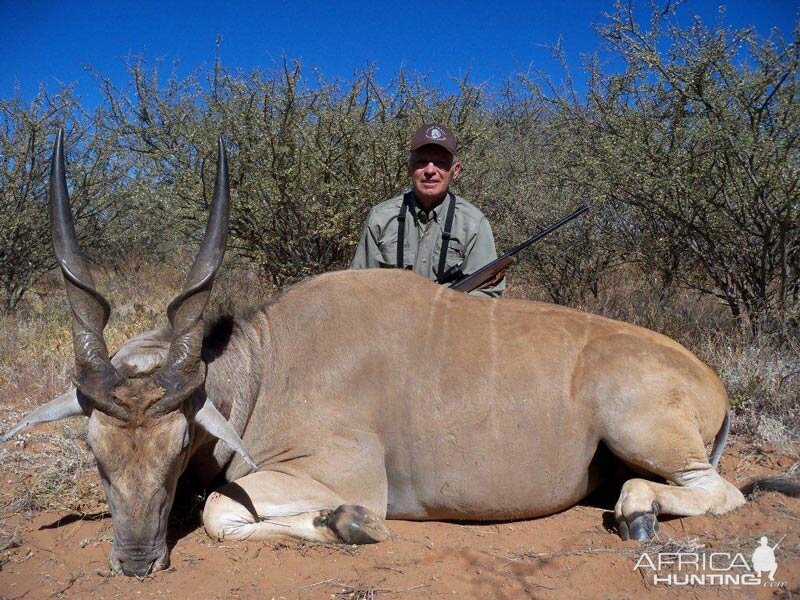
0,429,797,600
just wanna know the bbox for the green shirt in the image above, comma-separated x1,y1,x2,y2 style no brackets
350,192,505,298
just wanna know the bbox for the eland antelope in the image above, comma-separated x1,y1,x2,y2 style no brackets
4,130,791,577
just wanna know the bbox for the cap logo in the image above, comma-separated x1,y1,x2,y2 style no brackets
426,126,446,141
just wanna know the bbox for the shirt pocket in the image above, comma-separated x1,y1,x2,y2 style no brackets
436,237,465,267
435,235,465,271
379,233,415,268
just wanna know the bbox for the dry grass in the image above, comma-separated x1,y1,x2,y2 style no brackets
0,521,22,552
1,430,103,515
0,521,22,571
0,255,274,399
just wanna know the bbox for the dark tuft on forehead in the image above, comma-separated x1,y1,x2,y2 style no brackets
202,314,236,362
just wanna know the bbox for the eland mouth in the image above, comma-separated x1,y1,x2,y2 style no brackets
110,546,170,577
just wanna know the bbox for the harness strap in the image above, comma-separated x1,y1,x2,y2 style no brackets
396,192,413,268
437,193,457,277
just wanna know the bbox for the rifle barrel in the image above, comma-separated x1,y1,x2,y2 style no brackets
447,204,590,294
501,204,590,260
771,534,787,550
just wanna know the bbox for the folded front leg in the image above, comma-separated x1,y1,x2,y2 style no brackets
203,470,390,544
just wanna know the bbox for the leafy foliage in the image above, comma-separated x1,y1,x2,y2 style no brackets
0,89,125,310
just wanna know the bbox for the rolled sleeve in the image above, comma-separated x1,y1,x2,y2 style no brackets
350,209,382,270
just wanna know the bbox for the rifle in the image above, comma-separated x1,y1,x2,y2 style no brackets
437,204,590,293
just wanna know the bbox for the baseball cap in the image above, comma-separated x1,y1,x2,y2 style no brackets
410,123,457,155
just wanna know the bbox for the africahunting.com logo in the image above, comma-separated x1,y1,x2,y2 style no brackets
633,536,787,587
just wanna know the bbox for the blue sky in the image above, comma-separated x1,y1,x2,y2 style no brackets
1,0,797,107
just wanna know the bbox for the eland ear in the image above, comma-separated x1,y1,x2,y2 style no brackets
194,396,258,472
1,389,85,442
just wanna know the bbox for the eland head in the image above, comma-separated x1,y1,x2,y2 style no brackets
2,130,256,576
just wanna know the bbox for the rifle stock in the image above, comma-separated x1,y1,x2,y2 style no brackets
449,256,514,293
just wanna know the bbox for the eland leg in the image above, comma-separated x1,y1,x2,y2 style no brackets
604,417,745,541
203,470,390,544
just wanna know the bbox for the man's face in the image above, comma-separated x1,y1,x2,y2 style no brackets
408,145,461,209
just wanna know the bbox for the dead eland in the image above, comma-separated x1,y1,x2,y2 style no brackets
4,131,794,577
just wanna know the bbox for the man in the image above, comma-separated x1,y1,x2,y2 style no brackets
350,123,504,298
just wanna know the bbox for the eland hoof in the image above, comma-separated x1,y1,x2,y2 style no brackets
324,504,390,544
617,510,659,541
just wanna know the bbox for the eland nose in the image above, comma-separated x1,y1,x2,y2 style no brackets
112,546,169,577
118,555,155,577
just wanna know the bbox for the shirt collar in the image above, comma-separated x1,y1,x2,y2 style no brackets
411,192,453,224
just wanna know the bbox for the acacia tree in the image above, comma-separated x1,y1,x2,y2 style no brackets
579,2,800,329
0,89,125,311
